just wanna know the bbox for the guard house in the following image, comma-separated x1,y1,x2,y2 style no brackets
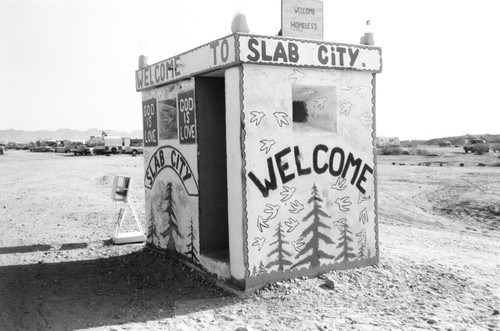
136,1,382,291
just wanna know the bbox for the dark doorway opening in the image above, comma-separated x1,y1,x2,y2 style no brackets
195,76,229,262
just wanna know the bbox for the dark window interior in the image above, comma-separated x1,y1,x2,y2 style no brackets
292,100,309,123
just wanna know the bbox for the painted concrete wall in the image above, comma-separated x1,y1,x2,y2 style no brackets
225,67,247,281
139,62,379,289
241,64,378,283
141,79,202,265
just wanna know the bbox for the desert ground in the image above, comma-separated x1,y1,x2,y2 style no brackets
0,147,499,331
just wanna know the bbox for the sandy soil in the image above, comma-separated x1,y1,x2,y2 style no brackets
0,148,499,331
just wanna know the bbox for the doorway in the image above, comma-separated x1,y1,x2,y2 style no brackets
195,76,229,262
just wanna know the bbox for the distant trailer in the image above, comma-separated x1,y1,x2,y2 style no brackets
488,142,500,152
88,136,128,154
376,137,400,147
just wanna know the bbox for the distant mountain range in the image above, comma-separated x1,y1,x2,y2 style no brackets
0,129,142,143
401,134,500,146
3,130,499,145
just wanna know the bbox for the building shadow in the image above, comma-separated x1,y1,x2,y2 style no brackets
59,242,89,250
0,243,94,254
0,249,234,330
0,244,52,254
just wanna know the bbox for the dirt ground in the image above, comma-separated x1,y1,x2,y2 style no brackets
0,148,499,331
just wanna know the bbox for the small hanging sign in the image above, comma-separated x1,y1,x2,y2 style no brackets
281,0,323,40
143,98,158,147
111,175,131,201
177,90,197,144
111,175,146,244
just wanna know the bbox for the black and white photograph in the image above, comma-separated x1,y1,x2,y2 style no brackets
1,0,499,330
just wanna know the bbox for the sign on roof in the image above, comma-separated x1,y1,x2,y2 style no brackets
238,35,381,72
135,35,237,91
281,0,323,40
135,34,382,91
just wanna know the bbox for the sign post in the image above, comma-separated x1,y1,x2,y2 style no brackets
111,175,146,244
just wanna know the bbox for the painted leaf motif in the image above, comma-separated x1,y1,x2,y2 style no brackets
263,204,280,220
340,77,352,91
359,207,369,224
284,218,299,233
273,112,290,127
340,102,352,116
291,237,305,252
360,112,372,126
259,139,275,154
280,185,296,202
250,111,265,126
252,237,266,251
313,97,328,109
289,200,304,214
335,196,352,211
257,215,270,233
358,191,370,204
356,85,370,97
333,218,347,231
356,229,367,244
331,177,347,191
289,69,305,82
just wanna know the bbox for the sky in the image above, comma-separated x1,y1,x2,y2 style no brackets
1,0,499,140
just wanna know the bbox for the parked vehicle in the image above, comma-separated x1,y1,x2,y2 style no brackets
123,138,143,155
31,146,55,152
488,141,500,152
375,136,401,147
5,142,17,150
88,136,128,154
489,142,500,152
59,140,85,153
463,139,489,154
73,144,93,156
30,139,57,152
129,146,143,155
64,141,92,155
55,146,68,153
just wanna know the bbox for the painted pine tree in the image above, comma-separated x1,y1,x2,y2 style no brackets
258,260,267,274
160,182,182,251
292,184,335,269
335,221,356,263
252,265,258,277
184,218,199,264
358,242,366,259
266,222,293,272
146,201,160,245
356,229,367,260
